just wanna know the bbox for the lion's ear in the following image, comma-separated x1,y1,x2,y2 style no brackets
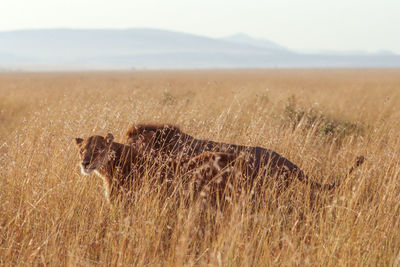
75,138,83,146
105,133,114,144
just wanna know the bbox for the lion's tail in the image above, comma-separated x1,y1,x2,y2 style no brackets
309,155,365,190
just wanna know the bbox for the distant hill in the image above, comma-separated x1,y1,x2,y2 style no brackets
220,33,289,52
0,28,399,70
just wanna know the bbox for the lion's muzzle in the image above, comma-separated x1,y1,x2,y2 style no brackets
80,161,94,175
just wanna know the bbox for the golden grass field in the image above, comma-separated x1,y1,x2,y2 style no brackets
0,69,400,266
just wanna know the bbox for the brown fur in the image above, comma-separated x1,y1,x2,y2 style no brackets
74,133,247,205
124,124,365,190
75,134,146,202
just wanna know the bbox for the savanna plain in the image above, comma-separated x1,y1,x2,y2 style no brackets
0,69,400,266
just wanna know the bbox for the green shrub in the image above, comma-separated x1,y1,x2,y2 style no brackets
282,95,364,143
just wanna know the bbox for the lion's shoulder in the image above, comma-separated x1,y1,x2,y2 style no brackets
125,123,181,135
125,124,182,143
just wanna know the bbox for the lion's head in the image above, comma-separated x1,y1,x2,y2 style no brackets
74,133,114,175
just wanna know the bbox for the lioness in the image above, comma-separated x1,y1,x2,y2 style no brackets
74,133,248,205
124,124,365,189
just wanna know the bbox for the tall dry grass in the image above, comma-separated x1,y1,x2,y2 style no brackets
0,69,400,266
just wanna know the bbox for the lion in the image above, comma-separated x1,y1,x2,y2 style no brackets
74,129,365,206
74,133,249,205
124,124,365,190
75,133,140,202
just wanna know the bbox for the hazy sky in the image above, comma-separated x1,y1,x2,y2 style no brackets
1,0,399,53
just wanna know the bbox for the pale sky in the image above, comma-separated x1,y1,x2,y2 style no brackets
1,0,399,53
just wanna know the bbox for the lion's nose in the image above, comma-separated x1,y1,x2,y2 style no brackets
82,161,90,168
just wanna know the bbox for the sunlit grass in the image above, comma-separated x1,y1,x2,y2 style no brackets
0,69,399,265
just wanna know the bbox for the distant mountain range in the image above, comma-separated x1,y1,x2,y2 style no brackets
0,28,399,70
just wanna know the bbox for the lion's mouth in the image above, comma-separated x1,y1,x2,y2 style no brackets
80,165,95,175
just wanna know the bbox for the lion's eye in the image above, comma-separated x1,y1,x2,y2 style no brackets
80,149,84,154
